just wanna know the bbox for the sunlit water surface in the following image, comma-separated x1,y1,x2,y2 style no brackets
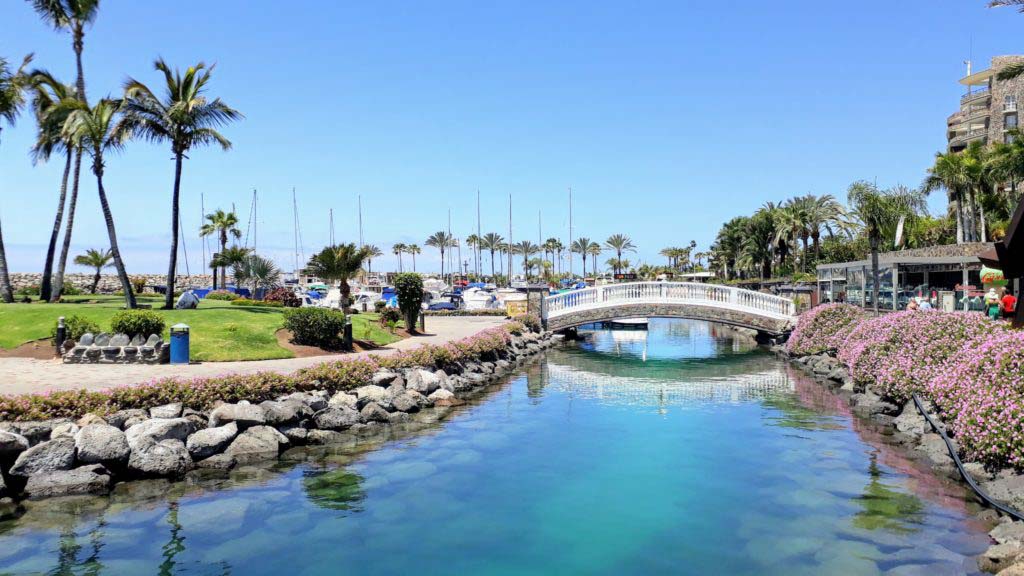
0,319,992,575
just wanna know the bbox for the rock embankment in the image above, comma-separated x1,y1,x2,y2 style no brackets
0,331,559,509
774,345,1024,575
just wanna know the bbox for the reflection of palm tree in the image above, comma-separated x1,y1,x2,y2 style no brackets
851,453,924,534
303,467,366,511
159,501,185,576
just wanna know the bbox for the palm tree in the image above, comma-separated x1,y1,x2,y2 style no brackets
551,239,565,274
406,244,420,272
0,54,33,303
392,243,406,272
847,181,927,312
116,59,241,309
29,69,78,302
305,243,371,306
72,247,111,293
514,241,539,278
208,246,249,287
465,234,481,277
199,209,241,289
923,150,971,243
480,233,504,279
233,253,280,295
604,234,636,275
805,194,851,261
61,98,135,308
425,231,454,279
587,241,602,276
989,3,1024,78
364,244,383,275
29,0,99,300
571,237,591,278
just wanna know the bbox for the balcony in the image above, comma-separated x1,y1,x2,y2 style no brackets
1006,101,1018,113
961,87,991,104
949,128,989,146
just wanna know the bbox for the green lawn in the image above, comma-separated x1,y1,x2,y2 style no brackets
0,296,402,362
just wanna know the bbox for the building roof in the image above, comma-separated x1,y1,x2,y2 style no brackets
816,242,995,270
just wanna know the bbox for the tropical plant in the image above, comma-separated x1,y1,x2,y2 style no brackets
199,209,242,289
465,234,481,276
847,181,927,312
110,309,165,339
233,253,281,294
72,247,111,293
116,59,241,309
0,53,33,303
283,307,347,348
394,272,423,331
208,245,250,288
480,233,504,279
61,98,136,308
570,237,591,278
425,231,454,279
514,241,539,278
406,244,420,272
604,234,636,275
305,243,371,306
363,244,382,275
587,241,602,275
989,3,1024,80
50,314,99,344
392,243,406,272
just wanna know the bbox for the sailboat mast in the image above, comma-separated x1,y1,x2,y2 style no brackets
201,192,207,274
358,195,364,248
476,189,481,278
569,187,573,278
292,187,299,275
508,194,513,284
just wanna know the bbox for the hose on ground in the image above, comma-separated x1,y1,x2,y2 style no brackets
912,393,1024,522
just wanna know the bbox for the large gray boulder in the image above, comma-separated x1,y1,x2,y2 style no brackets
354,385,390,410
209,403,267,428
328,392,358,409
359,402,390,423
49,422,80,440
278,392,328,412
224,426,288,465
128,438,192,477
434,370,453,393
992,521,1024,546
23,464,112,499
9,437,76,478
406,369,442,395
74,424,130,466
371,371,399,386
0,430,29,460
391,392,421,413
186,422,238,460
312,407,360,431
893,403,927,440
3,421,57,445
106,409,148,430
259,400,310,425
125,418,193,450
149,403,183,419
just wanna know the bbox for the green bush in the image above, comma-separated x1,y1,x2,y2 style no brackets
230,298,284,308
284,307,347,348
264,287,301,307
129,276,147,294
512,312,542,333
378,307,402,327
205,290,241,301
50,315,101,344
110,309,166,338
61,284,83,296
394,273,423,332
374,299,387,313
16,285,40,296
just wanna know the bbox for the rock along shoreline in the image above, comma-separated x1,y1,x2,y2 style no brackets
772,344,1024,574
0,328,559,514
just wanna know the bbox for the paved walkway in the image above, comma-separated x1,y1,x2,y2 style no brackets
0,316,506,396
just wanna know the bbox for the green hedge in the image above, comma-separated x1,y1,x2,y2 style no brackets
110,310,166,338
283,307,347,347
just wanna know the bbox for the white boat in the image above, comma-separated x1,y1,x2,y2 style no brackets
605,317,648,329
461,287,499,310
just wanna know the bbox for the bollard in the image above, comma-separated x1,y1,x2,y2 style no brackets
55,316,66,355
343,318,353,351
169,323,191,365
419,312,425,333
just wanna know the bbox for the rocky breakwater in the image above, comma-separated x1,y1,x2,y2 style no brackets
774,345,1024,574
0,330,559,509
8,273,223,295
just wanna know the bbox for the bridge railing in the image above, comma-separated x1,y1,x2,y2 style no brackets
543,282,796,320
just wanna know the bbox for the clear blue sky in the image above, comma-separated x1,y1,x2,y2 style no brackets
0,1,1020,275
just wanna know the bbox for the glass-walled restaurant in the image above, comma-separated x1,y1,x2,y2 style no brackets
815,243,1014,312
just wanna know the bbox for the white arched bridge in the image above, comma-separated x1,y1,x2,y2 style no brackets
542,282,798,336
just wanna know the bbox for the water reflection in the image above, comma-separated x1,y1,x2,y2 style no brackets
302,468,366,512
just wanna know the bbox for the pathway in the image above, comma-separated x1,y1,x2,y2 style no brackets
0,316,506,396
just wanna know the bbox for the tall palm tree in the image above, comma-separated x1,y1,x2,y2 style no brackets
29,69,78,301
116,59,241,309
805,194,850,261
425,231,454,279
406,244,420,272
61,98,135,308
571,237,591,278
29,0,100,300
72,247,110,293
514,241,539,278
305,243,371,306
988,129,1024,214
208,246,249,288
480,233,504,279
587,241,602,275
604,234,636,275
923,150,971,243
233,253,280,295
551,238,564,274
465,234,481,277
392,243,406,272
364,245,383,274
847,181,926,313
199,209,241,289
0,54,33,303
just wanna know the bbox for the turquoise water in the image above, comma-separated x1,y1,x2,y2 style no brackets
0,319,991,575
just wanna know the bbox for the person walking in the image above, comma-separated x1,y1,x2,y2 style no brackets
1002,288,1017,320
985,288,1002,320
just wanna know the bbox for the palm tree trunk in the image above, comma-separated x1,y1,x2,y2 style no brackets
490,249,495,278
870,234,880,314
412,252,416,272
954,197,964,244
219,232,227,288
165,153,183,309
40,152,72,301
979,201,987,242
0,213,13,303
51,150,83,301
95,170,136,308
91,269,100,294
439,249,445,281
73,26,87,101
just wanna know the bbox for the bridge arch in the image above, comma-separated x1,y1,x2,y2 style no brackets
542,282,797,336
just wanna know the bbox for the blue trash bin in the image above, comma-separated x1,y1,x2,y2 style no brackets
170,323,190,365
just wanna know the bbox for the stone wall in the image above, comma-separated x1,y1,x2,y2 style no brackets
546,303,794,335
9,273,226,295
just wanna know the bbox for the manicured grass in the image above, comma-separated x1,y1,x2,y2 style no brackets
0,296,401,362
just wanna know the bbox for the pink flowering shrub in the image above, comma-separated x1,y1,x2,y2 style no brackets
786,303,866,356
929,330,1024,468
838,311,1005,403
0,323,523,422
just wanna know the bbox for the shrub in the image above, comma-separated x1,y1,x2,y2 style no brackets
230,298,284,308
205,290,241,301
61,284,83,296
373,300,387,313
265,287,301,308
284,307,347,348
929,330,1024,468
512,312,542,333
837,310,1005,403
378,307,402,327
394,273,423,332
129,276,147,294
110,309,166,338
785,303,865,356
50,315,101,344
16,285,39,296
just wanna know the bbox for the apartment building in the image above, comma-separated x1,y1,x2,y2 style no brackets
947,55,1024,151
